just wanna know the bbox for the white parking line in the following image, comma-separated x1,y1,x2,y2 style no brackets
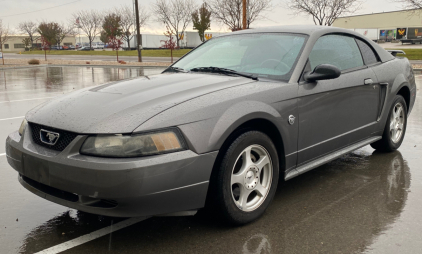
0,116,24,121
0,153,5,156
0,97,54,103
34,216,149,254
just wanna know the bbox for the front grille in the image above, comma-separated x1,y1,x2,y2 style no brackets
29,123,78,151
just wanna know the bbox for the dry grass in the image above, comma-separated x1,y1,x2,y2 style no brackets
28,59,40,65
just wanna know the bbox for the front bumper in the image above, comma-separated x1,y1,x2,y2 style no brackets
6,128,218,217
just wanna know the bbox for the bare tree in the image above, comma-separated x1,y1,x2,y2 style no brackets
287,0,361,26
0,19,11,65
55,23,76,48
18,21,39,48
115,5,149,50
152,0,197,47
208,0,272,31
396,0,422,12
71,10,103,49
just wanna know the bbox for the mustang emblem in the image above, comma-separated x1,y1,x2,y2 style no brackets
40,129,60,145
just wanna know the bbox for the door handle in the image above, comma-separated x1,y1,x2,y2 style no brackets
364,79,374,85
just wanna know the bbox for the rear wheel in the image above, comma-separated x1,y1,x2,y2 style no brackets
371,95,407,152
212,131,279,225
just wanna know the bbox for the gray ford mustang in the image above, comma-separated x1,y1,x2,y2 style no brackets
6,26,416,225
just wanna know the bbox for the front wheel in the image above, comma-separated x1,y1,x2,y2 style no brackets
212,131,279,225
371,95,408,152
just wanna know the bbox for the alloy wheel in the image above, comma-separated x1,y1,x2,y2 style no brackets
390,102,405,143
230,145,273,212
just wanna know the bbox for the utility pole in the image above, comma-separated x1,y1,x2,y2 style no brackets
242,0,247,30
135,0,142,62
0,37,4,65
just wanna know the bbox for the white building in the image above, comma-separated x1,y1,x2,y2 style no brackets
122,31,227,49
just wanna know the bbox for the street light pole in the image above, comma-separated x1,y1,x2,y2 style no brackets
242,0,247,30
134,0,142,62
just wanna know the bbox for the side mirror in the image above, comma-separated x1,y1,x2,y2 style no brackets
304,64,341,82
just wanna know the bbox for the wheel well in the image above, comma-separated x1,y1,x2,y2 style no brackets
205,118,286,207
212,118,286,178
397,86,411,111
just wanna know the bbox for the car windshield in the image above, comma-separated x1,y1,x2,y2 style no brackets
172,33,307,81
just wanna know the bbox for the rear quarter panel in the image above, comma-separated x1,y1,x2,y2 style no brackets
370,57,416,135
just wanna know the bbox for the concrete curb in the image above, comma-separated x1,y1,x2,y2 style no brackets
413,69,422,74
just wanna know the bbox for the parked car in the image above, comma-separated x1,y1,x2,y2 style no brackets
68,45,76,50
78,46,93,51
6,26,416,225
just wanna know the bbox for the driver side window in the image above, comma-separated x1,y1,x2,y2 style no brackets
309,35,364,71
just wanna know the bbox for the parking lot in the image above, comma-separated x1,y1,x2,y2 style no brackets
0,66,421,254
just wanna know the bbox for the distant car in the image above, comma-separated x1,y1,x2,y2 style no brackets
68,45,76,50
6,25,417,225
97,43,105,49
78,46,93,51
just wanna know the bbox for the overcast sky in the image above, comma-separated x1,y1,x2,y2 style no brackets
0,0,403,34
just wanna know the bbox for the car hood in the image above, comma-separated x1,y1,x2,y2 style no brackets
26,73,254,134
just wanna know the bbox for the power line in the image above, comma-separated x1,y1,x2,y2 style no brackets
0,0,82,18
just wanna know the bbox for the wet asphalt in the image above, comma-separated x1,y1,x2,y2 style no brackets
0,66,421,254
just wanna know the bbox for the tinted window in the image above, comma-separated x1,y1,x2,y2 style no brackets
309,35,364,71
356,39,379,65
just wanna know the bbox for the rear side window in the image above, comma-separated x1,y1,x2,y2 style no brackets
356,39,379,65
309,35,364,71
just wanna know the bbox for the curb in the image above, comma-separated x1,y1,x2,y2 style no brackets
413,68,422,74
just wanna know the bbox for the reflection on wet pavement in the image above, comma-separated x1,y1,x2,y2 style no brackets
61,150,410,254
0,68,420,254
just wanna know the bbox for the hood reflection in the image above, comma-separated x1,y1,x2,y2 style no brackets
19,150,410,254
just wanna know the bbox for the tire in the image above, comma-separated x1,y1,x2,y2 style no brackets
211,130,279,225
371,95,407,152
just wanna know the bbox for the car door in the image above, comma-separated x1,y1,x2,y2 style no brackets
297,34,380,165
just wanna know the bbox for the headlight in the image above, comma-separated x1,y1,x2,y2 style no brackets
80,129,186,158
19,119,28,136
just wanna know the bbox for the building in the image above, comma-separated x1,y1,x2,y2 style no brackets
333,9,422,41
2,35,76,52
123,31,227,49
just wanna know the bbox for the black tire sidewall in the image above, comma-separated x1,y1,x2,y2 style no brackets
217,131,279,225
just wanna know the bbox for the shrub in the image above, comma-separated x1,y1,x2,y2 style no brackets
28,59,40,65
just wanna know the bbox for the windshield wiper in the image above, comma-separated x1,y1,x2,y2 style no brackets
190,67,258,81
163,66,188,73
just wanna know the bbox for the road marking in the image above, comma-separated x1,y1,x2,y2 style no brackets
0,97,54,103
0,116,24,121
0,153,5,156
34,216,149,254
